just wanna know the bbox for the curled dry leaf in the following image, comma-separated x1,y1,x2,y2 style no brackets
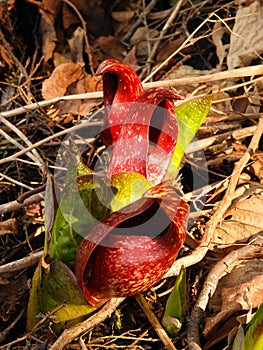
97,36,127,62
227,1,263,70
249,152,263,184
212,21,227,70
0,218,18,236
211,189,263,249
42,62,84,99
203,258,263,349
42,62,102,120
38,0,111,67
111,10,135,23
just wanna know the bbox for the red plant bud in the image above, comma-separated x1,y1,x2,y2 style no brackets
75,183,189,306
107,87,182,185
96,59,144,146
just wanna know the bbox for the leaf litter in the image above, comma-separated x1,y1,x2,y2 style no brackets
0,1,263,349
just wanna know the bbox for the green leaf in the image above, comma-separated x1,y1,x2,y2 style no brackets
167,94,212,177
49,174,112,268
43,174,58,255
27,258,96,333
242,303,263,350
27,261,42,331
162,266,186,337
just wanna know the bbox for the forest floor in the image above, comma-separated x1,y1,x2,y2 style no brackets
0,0,263,349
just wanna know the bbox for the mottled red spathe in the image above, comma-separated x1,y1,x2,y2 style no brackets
75,185,189,306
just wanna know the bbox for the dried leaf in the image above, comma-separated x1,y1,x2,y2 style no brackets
39,0,111,67
111,10,135,22
0,218,18,236
123,46,141,72
53,26,84,66
203,259,263,349
130,27,159,45
212,21,227,69
42,62,84,99
249,153,263,184
227,1,263,69
97,36,127,61
212,190,263,248
42,62,102,120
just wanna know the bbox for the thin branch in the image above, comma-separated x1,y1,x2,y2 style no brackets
0,120,102,166
121,0,159,44
0,172,34,190
0,114,44,167
0,128,39,164
140,0,185,79
135,294,178,350
0,192,44,215
62,0,94,75
0,65,262,120
142,15,211,83
0,250,43,275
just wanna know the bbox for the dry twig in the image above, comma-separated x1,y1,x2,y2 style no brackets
0,65,262,119
135,294,178,350
0,250,43,275
140,0,185,79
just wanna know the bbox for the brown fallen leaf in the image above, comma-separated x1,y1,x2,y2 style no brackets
42,62,102,122
249,152,263,184
123,46,141,72
227,1,263,69
42,62,84,99
97,36,127,61
38,0,112,68
203,258,263,349
0,270,28,340
0,218,18,236
111,10,135,23
212,20,227,70
211,189,263,249
53,26,85,67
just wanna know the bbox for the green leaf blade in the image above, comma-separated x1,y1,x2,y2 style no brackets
162,266,186,337
167,94,212,176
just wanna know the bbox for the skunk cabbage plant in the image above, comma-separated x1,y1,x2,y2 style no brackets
74,86,188,306
27,58,212,330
